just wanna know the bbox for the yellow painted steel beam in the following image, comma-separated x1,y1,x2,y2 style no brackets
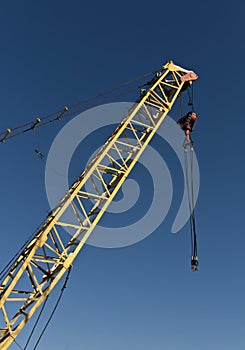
0,60,198,349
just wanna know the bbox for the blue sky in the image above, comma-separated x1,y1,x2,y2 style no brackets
1,0,245,349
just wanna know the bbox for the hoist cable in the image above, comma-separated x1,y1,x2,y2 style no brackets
0,72,150,135
183,144,194,251
69,71,154,109
8,268,70,350
186,84,195,112
190,144,197,255
11,335,24,350
191,84,194,112
0,84,140,279
183,143,198,260
179,92,182,119
23,296,49,350
2,85,137,143
37,85,137,127
0,216,56,282
32,267,72,350
0,70,155,143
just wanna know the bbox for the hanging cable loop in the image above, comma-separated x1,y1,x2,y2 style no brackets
183,141,198,271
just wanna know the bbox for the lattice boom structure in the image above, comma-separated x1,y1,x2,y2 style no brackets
0,61,198,349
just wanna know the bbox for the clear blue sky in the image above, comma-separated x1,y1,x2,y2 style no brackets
1,1,245,349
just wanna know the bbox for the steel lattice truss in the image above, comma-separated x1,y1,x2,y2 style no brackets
0,61,197,349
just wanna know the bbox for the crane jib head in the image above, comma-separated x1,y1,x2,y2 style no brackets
180,71,198,82
162,61,198,82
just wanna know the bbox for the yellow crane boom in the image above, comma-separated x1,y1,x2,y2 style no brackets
0,60,198,349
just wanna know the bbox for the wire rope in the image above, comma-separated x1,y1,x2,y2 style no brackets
32,267,72,350
0,71,154,143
